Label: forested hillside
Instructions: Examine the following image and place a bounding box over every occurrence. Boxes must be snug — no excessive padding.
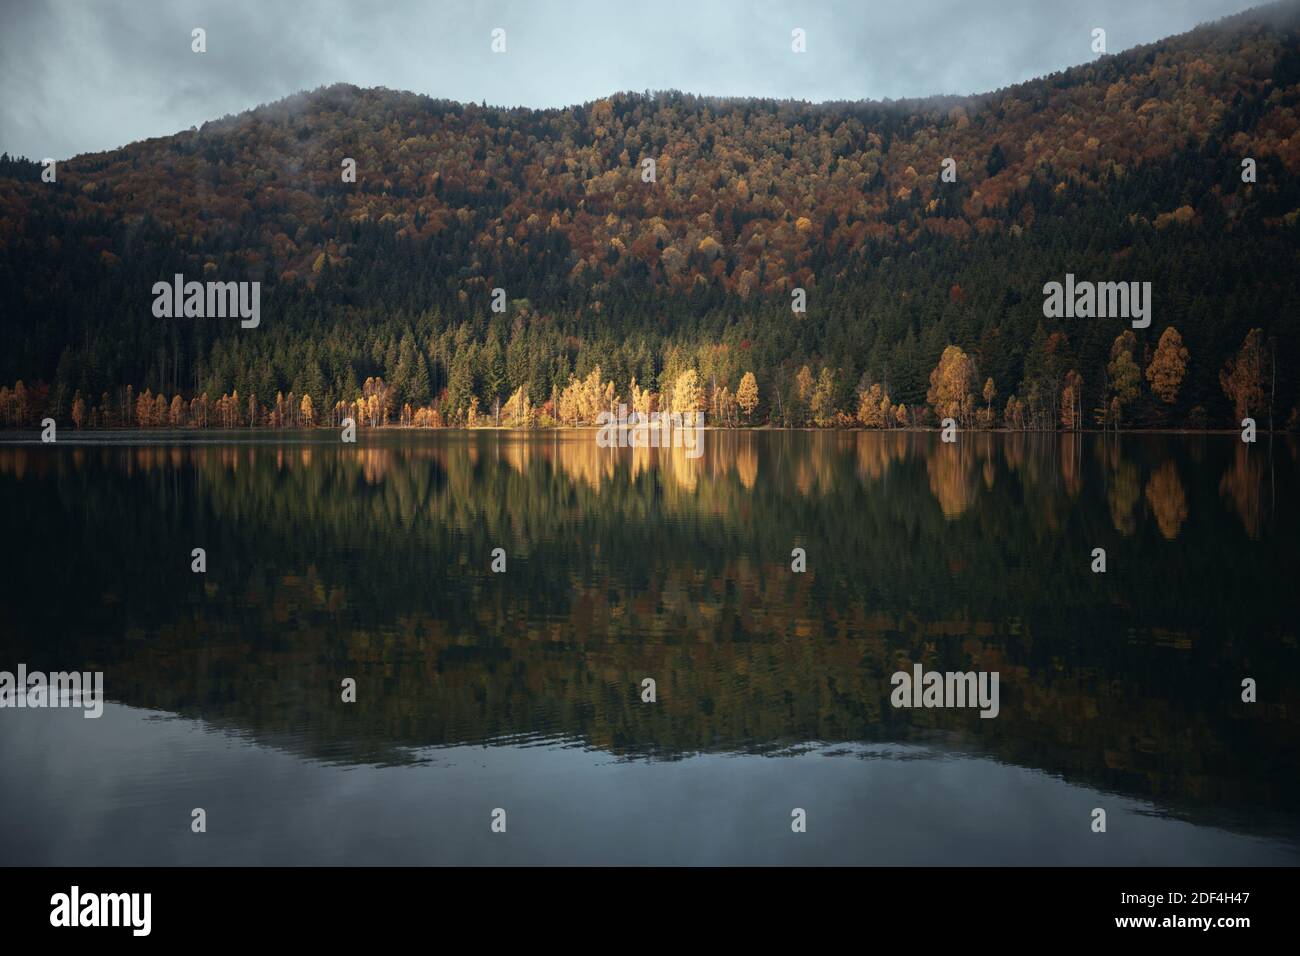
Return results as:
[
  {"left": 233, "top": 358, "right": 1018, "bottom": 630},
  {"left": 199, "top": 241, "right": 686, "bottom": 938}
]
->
[{"left": 2, "top": 2, "right": 1300, "bottom": 430}]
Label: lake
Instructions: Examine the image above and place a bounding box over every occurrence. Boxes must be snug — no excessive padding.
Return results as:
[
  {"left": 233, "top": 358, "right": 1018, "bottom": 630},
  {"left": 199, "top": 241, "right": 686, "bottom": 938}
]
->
[{"left": 1, "top": 429, "right": 1297, "bottom": 865}]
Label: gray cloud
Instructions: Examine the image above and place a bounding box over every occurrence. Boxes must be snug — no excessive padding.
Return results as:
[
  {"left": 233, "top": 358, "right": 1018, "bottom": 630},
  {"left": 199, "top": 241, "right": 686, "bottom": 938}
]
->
[{"left": 0, "top": 0, "right": 1265, "bottom": 160}]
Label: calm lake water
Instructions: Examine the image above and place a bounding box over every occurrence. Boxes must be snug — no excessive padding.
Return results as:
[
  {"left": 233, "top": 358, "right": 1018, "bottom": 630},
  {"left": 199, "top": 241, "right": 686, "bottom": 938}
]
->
[{"left": 1, "top": 429, "right": 1297, "bottom": 865}]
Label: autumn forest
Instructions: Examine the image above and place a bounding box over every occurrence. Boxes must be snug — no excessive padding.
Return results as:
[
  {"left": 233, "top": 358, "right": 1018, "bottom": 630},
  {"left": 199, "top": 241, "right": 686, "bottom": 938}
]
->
[{"left": 2, "top": 4, "right": 1300, "bottom": 433}]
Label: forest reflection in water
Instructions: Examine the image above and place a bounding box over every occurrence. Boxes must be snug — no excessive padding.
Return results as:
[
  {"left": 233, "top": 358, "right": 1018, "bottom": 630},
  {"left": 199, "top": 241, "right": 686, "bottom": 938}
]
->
[{"left": 0, "top": 429, "right": 1296, "bottom": 863}]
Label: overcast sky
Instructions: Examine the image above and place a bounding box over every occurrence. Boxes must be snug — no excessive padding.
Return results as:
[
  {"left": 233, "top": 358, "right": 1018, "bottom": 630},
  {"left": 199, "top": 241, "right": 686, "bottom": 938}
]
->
[{"left": 0, "top": 0, "right": 1265, "bottom": 160}]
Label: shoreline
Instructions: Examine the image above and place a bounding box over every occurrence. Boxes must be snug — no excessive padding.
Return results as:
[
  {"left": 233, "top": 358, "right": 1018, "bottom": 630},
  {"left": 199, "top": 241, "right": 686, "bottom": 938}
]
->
[{"left": 0, "top": 425, "right": 1286, "bottom": 437}]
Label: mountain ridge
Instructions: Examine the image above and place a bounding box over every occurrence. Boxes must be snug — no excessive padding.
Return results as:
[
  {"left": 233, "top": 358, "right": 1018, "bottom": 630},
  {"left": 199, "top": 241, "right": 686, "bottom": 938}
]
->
[{"left": 25, "top": 0, "right": 1300, "bottom": 162}]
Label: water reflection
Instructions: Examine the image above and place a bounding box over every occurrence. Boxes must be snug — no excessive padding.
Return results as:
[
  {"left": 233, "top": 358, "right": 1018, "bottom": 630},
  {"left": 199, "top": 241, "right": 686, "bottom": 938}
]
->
[{"left": 0, "top": 430, "right": 1297, "bottom": 862}]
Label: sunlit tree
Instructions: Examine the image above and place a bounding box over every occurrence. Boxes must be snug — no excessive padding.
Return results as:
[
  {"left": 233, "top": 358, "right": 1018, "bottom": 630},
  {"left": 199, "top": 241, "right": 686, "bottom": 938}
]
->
[
  {"left": 927, "top": 345, "right": 975, "bottom": 423},
  {"left": 811, "top": 367, "right": 837, "bottom": 426},
  {"left": 671, "top": 368, "right": 702, "bottom": 416},
  {"left": 736, "top": 371, "right": 759, "bottom": 423}
]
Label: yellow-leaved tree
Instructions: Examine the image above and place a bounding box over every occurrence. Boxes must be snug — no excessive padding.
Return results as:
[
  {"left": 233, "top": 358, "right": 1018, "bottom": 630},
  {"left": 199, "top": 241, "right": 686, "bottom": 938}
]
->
[
  {"left": 672, "top": 369, "right": 702, "bottom": 416},
  {"left": 736, "top": 371, "right": 759, "bottom": 423},
  {"left": 1146, "top": 326, "right": 1189, "bottom": 405},
  {"left": 926, "top": 345, "right": 976, "bottom": 424}
]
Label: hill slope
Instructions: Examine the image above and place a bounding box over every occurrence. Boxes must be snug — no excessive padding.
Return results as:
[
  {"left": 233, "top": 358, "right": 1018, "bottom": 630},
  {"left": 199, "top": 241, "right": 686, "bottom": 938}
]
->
[{"left": 2, "top": 2, "right": 1300, "bottom": 428}]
